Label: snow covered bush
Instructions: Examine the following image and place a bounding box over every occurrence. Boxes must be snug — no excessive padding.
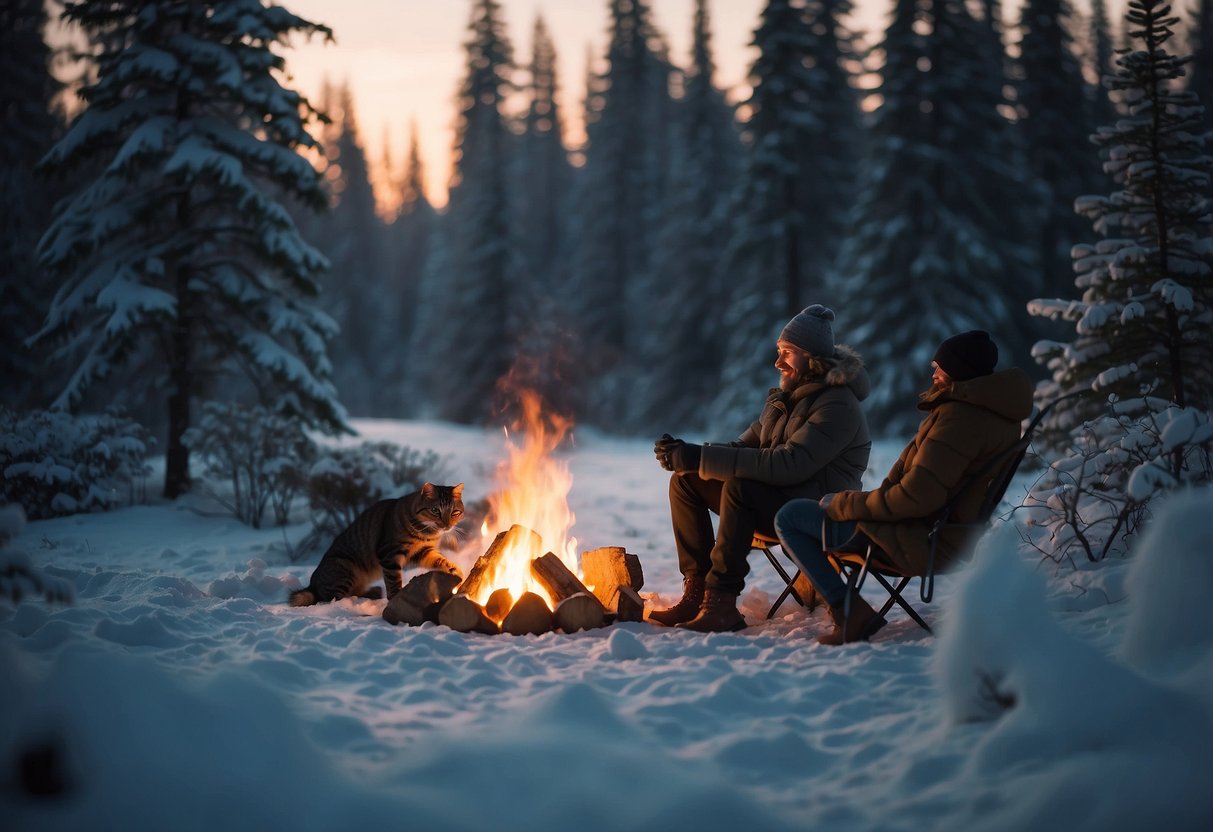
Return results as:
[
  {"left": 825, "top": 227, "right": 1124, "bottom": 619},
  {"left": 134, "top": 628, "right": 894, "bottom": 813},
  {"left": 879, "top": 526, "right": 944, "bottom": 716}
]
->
[
  {"left": 296, "top": 441, "right": 447, "bottom": 560},
  {"left": 1024, "top": 401, "right": 1213, "bottom": 561},
  {"left": 1025, "top": 0, "right": 1213, "bottom": 559},
  {"left": 0, "top": 406, "right": 152, "bottom": 519},
  {"left": 0, "top": 503, "right": 73, "bottom": 606},
  {"left": 183, "top": 402, "right": 316, "bottom": 529}
]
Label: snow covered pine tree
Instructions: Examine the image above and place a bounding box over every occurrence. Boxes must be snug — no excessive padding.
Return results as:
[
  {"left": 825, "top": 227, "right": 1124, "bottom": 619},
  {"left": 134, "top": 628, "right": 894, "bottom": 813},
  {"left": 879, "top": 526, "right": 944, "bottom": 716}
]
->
[
  {"left": 31, "top": 0, "right": 348, "bottom": 498},
  {"left": 1026, "top": 0, "right": 1213, "bottom": 561}
]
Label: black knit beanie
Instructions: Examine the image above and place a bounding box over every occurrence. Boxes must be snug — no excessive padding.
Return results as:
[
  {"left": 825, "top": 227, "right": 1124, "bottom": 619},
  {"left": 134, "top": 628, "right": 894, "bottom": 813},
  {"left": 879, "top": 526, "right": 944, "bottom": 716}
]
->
[
  {"left": 778, "top": 304, "right": 836, "bottom": 357},
  {"left": 933, "top": 330, "right": 998, "bottom": 381}
]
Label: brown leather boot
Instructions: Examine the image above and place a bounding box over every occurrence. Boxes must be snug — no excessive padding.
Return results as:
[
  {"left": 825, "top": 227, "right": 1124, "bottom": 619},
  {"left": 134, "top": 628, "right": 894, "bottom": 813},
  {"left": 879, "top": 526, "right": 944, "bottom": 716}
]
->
[
  {"left": 648, "top": 575, "right": 706, "bottom": 627},
  {"left": 677, "top": 588, "right": 746, "bottom": 633},
  {"left": 817, "top": 591, "right": 886, "bottom": 645}
]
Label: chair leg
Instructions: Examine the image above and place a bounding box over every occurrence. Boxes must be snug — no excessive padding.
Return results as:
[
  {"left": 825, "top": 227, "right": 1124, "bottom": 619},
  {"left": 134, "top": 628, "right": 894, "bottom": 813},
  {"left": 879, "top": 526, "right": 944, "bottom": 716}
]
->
[
  {"left": 870, "top": 573, "right": 932, "bottom": 633},
  {"left": 837, "top": 565, "right": 934, "bottom": 634},
  {"left": 761, "top": 546, "right": 806, "bottom": 619}
]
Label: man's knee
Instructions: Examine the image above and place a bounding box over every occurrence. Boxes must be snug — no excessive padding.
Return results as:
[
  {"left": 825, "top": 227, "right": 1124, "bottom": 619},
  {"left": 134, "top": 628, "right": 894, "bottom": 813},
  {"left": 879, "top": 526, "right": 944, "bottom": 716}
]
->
[
  {"left": 670, "top": 472, "right": 698, "bottom": 501},
  {"left": 719, "top": 477, "right": 753, "bottom": 504}
]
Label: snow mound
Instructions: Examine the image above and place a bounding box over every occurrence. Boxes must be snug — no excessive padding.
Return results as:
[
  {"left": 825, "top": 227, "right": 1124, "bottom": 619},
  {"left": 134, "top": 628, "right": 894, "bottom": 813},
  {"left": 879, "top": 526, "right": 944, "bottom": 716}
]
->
[
  {"left": 933, "top": 525, "right": 1213, "bottom": 830},
  {"left": 1121, "top": 486, "right": 1213, "bottom": 679},
  {"left": 208, "top": 558, "right": 302, "bottom": 601},
  {"left": 0, "top": 644, "right": 421, "bottom": 832}
]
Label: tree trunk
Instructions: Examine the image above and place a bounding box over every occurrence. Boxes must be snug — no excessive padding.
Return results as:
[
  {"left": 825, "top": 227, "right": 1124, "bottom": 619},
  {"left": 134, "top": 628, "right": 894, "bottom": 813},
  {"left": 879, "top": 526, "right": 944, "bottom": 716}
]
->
[
  {"left": 163, "top": 258, "right": 193, "bottom": 499},
  {"left": 783, "top": 171, "right": 800, "bottom": 318}
]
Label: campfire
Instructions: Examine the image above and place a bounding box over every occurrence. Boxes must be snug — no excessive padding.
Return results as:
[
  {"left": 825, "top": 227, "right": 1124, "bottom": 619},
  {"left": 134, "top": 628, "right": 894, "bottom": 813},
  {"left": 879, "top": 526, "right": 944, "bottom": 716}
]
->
[{"left": 383, "top": 389, "right": 644, "bottom": 635}]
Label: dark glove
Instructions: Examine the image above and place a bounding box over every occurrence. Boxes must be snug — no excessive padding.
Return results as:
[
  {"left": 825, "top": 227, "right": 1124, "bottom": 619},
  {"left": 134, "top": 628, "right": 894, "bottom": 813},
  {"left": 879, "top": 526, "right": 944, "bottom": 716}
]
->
[
  {"left": 654, "top": 433, "right": 679, "bottom": 470},
  {"left": 667, "top": 441, "right": 702, "bottom": 474}
]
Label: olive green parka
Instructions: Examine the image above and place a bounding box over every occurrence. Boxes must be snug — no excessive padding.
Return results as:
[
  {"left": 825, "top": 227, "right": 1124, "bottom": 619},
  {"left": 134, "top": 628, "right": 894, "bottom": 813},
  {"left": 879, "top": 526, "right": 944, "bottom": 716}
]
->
[{"left": 698, "top": 345, "right": 872, "bottom": 500}]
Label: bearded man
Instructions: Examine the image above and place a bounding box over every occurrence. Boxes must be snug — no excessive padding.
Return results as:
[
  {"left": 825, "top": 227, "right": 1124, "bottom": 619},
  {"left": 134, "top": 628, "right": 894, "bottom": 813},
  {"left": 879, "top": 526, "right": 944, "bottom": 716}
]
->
[
  {"left": 650, "top": 304, "right": 872, "bottom": 632},
  {"left": 774, "top": 330, "right": 1034, "bottom": 645}
]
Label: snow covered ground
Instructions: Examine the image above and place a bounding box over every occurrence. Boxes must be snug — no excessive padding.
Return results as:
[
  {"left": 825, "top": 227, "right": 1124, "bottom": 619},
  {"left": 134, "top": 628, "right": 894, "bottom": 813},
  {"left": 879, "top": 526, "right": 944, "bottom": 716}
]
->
[{"left": 2, "top": 418, "right": 1211, "bottom": 831}]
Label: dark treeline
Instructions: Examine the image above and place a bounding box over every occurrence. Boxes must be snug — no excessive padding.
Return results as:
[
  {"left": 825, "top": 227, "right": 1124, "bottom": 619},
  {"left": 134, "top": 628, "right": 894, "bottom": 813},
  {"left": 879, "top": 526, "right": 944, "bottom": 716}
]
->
[
  {"left": 295, "top": 0, "right": 1140, "bottom": 437},
  {"left": 305, "top": 0, "right": 1120, "bottom": 436},
  {"left": 4, "top": 0, "right": 1213, "bottom": 476}
]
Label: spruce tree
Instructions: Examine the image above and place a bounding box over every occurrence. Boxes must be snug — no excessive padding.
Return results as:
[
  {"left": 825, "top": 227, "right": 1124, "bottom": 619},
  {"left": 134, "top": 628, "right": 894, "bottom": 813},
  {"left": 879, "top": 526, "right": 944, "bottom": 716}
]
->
[
  {"left": 386, "top": 122, "right": 436, "bottom": 417},
  {"left": 416, "top": 0, "right": 517, "bottom": 423},
  {"left": 1015, "top": 0, "right": 1103, "bottom": 300},
  {"left": 1088, "top": 0, "right": 1119, "bottom": 127},
  {"left": 566, "top": 0, "right": 678, "bottom": 424},
  {"left": 0, "top": 0, "right": 63, "bottom": 409},
  {"left": 317, "top": 82, "right": 390, "bottom": 417},
  {"left": 832, "top": 0, "right": 1035, "bottom": 437},
  {"left": 711, "top": 0, "right": 863, "bottom": 432},
  {"left": 518, "top": 15, "right": 570, "bottom": 287},
  {"left": 1026, "top": 0, "right": 1213, "bottom": 558},
  {"left": 1188, "top": 0, "right": 1213, "bottom": 110},
  {"left": 636, "top": 0, "right": 740, "bottom": 433},
  {"left": 32, "top": 0, "right": 347, "bottom": 498}
]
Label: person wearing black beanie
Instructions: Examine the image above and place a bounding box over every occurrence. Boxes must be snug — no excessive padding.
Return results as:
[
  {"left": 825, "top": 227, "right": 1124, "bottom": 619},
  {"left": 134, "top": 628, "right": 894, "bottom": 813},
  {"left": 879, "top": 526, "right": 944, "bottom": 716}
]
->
[
  {"left": 774, "top": 331, "right": 1034, "bottom": 645},
  {"left": 932, "top": 330, "right": 998, "bottom": 382}
]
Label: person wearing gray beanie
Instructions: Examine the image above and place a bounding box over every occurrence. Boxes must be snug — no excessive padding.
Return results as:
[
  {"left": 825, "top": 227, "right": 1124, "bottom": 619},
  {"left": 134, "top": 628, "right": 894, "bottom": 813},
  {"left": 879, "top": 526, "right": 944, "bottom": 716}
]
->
[
  {"left": 773, "top": 330, "right": 1034, "bottom": 645},
  {"left": 649, "top": 304, "right": 872, "bottom": 632},
  {"left": 779, "top": 304, "right": 836, "bottom": 358}
]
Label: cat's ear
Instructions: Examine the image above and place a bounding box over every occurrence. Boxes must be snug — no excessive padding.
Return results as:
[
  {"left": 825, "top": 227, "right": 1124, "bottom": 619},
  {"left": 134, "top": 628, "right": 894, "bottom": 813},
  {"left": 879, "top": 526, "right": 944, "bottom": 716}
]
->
[
  {"left": 421, "top": 482, "right": 435, "bottom": 498},
  {"left": 453, "top": 483, "right": 464, "bottom": 499}
]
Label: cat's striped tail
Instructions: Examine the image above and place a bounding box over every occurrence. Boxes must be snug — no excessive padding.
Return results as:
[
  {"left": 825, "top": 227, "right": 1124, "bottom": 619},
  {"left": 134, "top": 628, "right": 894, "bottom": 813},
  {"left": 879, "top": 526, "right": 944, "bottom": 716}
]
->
[{"left": 288, "top": 588, "right": 316, "bottom": 606}]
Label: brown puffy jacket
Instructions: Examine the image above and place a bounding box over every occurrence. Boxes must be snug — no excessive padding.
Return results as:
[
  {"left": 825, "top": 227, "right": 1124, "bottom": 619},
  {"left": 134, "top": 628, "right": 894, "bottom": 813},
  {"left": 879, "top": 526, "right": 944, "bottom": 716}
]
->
[
  {"left": 826, "top": 367, "right": 1034, "bottom": 575},
  {"left": 698, "top": 345, "right": 872, "bottom": 500}
]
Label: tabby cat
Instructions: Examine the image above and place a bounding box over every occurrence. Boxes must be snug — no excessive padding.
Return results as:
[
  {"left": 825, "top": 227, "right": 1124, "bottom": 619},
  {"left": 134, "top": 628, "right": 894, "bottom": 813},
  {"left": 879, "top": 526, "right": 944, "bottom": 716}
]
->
[{"left": 289, "top": 483, "right": 465, "bottom": 607}]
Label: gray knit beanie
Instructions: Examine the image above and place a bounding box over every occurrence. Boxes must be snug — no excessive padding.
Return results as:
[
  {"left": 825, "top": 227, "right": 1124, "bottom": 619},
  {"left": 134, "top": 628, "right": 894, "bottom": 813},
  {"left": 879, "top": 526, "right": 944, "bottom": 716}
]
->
[{"left": 779, "top": 304, "right": 836, "bottom": 357}]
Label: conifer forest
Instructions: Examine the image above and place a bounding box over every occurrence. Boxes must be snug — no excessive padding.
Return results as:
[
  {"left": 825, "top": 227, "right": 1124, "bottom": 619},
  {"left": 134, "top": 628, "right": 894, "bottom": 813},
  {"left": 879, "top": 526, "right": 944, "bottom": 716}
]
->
[{"left": 2, "top": 0, "right": 1211, "bottom": 524}]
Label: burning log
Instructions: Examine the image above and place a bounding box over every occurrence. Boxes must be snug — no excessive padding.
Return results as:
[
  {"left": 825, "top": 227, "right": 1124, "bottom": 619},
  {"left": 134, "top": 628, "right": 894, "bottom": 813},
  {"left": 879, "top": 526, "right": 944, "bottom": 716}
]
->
[
  {"left": 580, "top": 547, "right": 644, "bottom": 608},
  {"left": 458, "top": 524, "right": 543, "bottom": 600},
  {"left": 531, "top": 552, "right": 594, "bottom": 603},
  {"left": 438, "top": 595, "right": 499, "bottom": 635},
  {"left": 485, "top": 588, "right": 514, "bottom": 623},
  {"left": 502, "top": 591, "right": 554, "bottom": 636},
  {"left": 531, "top": 552, "right": 605, "bottom": 631},
  {"left": 383, "top": 570, "right": 463, "bottom": 626},
  {"left": 554, "top": 592, "right": 605, "bottom": 633}
]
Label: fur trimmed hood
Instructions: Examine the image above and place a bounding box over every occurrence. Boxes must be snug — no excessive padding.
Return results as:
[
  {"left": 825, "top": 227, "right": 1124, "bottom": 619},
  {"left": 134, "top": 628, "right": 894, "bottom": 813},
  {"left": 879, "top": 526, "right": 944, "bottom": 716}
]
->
[{"left": 786, "top": 344, "right": 870, "bottom": 403}]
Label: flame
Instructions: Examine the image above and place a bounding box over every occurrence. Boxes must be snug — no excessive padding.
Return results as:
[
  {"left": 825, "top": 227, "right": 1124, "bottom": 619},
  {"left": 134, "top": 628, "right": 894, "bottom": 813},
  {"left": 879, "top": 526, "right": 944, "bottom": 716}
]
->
[{"left": 464, "top": 389, "right": 578, "bottom": 608}]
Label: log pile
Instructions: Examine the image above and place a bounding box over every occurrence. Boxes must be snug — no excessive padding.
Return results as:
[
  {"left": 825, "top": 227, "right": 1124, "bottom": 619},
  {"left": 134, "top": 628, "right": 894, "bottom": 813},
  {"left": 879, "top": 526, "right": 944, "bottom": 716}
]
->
[
  {"left": 381, "top": 527, "right": 646, "bottom": 637},
  {"left": 579, "top": 546, "right": 645, "bottom": 622}
]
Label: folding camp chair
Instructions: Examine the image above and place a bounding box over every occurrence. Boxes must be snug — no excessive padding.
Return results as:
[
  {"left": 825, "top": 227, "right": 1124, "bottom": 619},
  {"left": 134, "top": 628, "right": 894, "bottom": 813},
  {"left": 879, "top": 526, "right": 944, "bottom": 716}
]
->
[
  {"left": 752, "top": 532, "right": 816, "bottom": 619},
  {"left": 825, "top": 400, "right": 1062, "bottom": 633},
  {"left": 757, "top": 397, "right": 1065, "bottom": 631}
]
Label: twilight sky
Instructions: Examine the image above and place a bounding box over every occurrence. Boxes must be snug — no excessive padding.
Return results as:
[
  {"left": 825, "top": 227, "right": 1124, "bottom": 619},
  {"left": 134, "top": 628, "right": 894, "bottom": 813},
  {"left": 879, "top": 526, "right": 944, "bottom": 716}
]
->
[
  {"left": 277, "top": 0, "right": 1128, "bottom": 212},
  {"left": 280, "top": 0, "right": 806, "bottom": 210}
]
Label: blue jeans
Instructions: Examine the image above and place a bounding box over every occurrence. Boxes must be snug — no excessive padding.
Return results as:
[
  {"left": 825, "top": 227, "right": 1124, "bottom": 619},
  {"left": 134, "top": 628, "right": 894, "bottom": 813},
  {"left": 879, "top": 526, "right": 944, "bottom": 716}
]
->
[{"left": 773, "top": 499, "right": 872, "bottom": 609}]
